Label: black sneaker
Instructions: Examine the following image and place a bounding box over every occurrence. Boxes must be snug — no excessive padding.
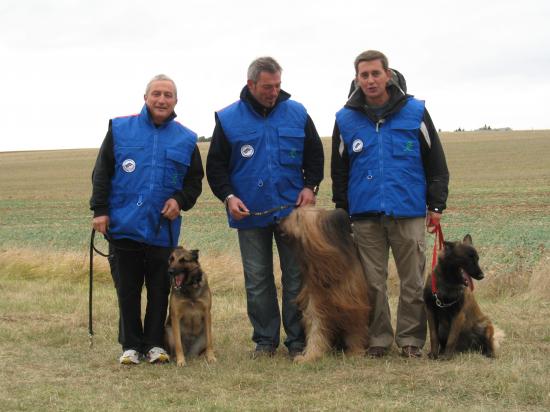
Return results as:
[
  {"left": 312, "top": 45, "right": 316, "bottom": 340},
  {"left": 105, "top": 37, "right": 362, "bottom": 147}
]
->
[
  {"left": 251, "top": 347, "right": 276, "bottom": 359},
  {"left": 288, "top": 348, "right": 304, "bottom": 360}
]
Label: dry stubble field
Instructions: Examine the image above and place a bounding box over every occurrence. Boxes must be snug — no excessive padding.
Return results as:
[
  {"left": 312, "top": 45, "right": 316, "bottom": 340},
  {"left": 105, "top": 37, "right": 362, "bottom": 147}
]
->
[{"left": 0, "top": 130, "right": 549, "bottom": 411}]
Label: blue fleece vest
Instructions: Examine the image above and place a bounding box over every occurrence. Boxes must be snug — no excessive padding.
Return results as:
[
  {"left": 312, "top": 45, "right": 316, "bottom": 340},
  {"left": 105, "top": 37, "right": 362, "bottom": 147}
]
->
[
  {"left": 108, "top": 104, "right": 197, "bottom": 246},
  {"left": 217, "top": 99, "right": 307, "bottom": 229},
  {"left": 336, "top": 97, "right": 427, "bottom": 217}
]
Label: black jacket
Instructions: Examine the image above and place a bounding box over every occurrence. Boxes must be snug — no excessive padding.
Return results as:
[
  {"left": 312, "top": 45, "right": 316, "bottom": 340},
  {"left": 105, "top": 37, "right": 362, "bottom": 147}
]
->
[
  {"left": 90, "top": 117, "right": 204, "bottom": 217},
  {"left": 206, "top": 86, "right": 324, "bottom": 202},
  {"left": 331, "top": 84, "right": 449, "bottom": 215}
]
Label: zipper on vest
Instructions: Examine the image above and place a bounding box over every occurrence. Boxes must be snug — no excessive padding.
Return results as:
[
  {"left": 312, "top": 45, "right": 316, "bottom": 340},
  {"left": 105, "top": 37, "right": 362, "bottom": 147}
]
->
[{"left": 377, "top": 119, "right": 385, "bottom": 210}]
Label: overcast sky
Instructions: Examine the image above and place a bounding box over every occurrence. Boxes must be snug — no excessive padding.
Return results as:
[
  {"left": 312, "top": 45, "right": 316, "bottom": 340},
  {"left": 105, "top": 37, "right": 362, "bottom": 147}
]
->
[{"left": 1, "top": 0, "right": 549, "bottom": 152}]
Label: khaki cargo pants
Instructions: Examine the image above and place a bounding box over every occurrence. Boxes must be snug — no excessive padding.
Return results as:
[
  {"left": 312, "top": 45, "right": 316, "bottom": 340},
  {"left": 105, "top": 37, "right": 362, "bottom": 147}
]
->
[{"left": 353, "top": 216, "right": 426, "bottom": 349}]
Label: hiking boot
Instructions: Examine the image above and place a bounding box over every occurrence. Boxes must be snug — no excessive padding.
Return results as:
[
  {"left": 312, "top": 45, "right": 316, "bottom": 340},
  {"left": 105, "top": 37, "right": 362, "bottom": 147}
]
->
[
  {"left": 401, "top": 346, "right": 422, "bottom": 358},
  {"left": 119, "top": 349, "right": 140, "bottom": 365},
  {"left": 367, "top": 346, "right": 387, "bottom": 358},
  {"left": 146, "top": 347, "right": 170, "bottom": 364}
]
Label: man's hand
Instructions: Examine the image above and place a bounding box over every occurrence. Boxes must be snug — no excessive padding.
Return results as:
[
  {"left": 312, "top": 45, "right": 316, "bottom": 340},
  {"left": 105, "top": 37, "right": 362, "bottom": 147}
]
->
[
  {"left": 426, "top": 211, "right": 442, "bottom": 233},
  {"left": 296, "top": 187, "right": 316, "bottom": 207},
  {"left": 227, "top": 195, "right": 250, "bottom": 220},
  {"left": 92, "top": 215, "right": 110, "bottom": 235},
  {"left": 161, "top": 198, "right": 181, "bottom": 221}
]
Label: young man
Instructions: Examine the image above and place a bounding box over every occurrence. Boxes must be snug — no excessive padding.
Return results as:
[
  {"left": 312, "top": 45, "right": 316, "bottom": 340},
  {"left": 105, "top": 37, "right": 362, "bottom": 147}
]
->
[
  {"left": 206, "top": 57, "right": 324, "bottom": 359},
  {"left": 332, "top": 50, "right": 449, "bottom": 358},
  {"left": 90, "top": 74, "right": 204, "bottom": 364}
]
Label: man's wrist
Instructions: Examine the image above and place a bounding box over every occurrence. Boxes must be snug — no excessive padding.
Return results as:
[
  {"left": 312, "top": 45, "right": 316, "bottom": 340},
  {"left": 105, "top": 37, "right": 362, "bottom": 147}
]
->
[
  {"left": 224, "top": 194, "right": 235, "bottom": 206},
  {"left": 305, "top": 185, "right": 319, "bottom": 195}
]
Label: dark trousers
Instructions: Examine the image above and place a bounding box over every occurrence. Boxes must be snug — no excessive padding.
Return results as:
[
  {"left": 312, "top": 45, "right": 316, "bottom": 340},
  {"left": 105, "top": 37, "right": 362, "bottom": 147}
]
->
[
  {"left": 237, "top": 225, "right": 305, "bottom": 352},
  {"left": 109, "top": 239, "right": 171, "bottom": 353}
]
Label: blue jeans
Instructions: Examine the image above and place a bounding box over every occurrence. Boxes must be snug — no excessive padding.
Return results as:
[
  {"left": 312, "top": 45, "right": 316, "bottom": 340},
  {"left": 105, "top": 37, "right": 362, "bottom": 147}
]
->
[{"left": 237, "top": 225, "right": 305, "bottom": 352}]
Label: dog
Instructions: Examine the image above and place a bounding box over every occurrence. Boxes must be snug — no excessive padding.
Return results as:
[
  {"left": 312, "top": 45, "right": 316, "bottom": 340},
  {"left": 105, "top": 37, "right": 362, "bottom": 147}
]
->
[
  {"left": 164, "top": 247, "right": 216, "bottom": 366},
  {"left": 279, "top": 206, "right": 370, "bottom": 363},
  {"left": 424, "top": 234, "right": 503, "bottom": 359}
]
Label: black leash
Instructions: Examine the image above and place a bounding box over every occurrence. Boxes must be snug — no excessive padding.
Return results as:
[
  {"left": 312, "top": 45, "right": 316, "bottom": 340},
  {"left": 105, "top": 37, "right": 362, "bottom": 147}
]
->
[
  {"left": 248, "top": 204, "right": 296, "bottom": 216},
  {"left": 88, "top": 216, "right": 176, "bottom": 348}
]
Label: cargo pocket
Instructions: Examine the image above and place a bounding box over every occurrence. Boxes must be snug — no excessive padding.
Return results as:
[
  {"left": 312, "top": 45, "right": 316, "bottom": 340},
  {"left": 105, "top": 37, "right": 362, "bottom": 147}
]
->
[
  {"left": 278, "top": 127, "right": 304, "bottom": 166},
  {"left": 163, "top": 149, "right": 189, "bottom": 189}
]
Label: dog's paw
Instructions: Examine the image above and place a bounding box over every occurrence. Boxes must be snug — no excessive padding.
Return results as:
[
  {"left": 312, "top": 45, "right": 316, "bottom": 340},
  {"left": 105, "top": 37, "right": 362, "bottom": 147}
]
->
[
  {"left": 176, "top": 358, "right": 186, "bottom": 367},
  {"left": 206, "top": 352, "right": 217, "bottom": 363},
  {"left": 439, "top": 353, "right": 453, "bottom": 361},
  {"left": 292, "top": 354, "right": 307, "bottom": 364},
  {"left": 428, "top": 352, "right": 438, "bottom": 360}
]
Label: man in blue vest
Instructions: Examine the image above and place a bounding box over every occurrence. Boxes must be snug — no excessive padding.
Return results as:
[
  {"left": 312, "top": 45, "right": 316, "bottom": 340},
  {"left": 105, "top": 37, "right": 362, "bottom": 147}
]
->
[
  {"left": 90, "top": 74, "right": 204, "bottom": 365},
  {"left": 206, "top": 57, "right": 324, "bottom": 359},
  {"left": 332, "top": 50, "right": 449, "bottom": 358}
]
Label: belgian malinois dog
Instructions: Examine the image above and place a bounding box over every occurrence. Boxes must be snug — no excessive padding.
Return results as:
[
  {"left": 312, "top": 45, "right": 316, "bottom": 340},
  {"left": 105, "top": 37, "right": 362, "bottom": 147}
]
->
[
  {"left": 424, "top": 234, "right": 503, "bottom": 359},
  {"left": 165, "top": 247, "right": 216, "bottom": 366}
]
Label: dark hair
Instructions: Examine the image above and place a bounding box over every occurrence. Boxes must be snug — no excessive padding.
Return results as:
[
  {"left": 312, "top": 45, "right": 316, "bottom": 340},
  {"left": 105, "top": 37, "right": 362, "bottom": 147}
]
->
[{"left": 354, "top": 50, "right": 389, "bottom": 74}]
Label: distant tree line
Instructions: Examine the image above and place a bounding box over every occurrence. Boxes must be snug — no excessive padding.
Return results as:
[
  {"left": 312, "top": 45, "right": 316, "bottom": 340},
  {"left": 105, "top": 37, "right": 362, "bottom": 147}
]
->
[{"left": 453, "top": 125, "right": 512, "bottom": 132}]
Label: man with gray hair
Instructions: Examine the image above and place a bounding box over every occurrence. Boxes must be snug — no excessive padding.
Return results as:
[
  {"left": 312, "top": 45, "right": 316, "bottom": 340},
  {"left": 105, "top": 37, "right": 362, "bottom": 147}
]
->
[
  {"left": 206, "top": 56, "right": 324, "bottom": 359},
  {"left": 332, "top": 50, "right": 449, "bottom": 358},
  {"left": 90, "top": 74, "right": 204, "bottom": 365}
]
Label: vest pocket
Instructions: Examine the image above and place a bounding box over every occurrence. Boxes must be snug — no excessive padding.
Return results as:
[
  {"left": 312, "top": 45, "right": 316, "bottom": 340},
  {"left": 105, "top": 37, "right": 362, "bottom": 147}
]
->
[
  {"left": 164, "top": 149, "right": 190, "bottom": 189},
  {"left": 390, "top": 125, "right": 420, "bottom": 158},
  {"left": 233, "top": 176, "right": 271, "bottom": 213},
  {"left": 278, "top": 127, "right": 304, "bottom": 166}
]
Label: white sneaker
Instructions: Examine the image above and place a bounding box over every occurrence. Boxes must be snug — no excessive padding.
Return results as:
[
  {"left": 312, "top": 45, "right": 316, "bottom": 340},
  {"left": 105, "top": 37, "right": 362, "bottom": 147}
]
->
[
  {"left": 146, "top": 347, "right": 169, "bottom": 364},
  {"left": 119, "top": 349, "right": 140, "bottom": 365}
]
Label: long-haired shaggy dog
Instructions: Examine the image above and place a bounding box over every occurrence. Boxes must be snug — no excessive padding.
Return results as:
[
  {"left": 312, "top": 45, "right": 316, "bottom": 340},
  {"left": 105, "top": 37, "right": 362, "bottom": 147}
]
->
[
  {"left": 424, "top": 234, "right": 504, "bottom": 360},
  {"left": 279, "top": 206, "right": 370, "bottom": 363}
]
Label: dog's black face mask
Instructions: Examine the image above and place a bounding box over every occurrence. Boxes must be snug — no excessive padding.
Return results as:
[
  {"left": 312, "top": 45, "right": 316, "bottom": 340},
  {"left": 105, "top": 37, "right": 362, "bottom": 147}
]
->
[
  {"left": 443, "top": 234, "right": 484, "bottom": 284},
  {"left": 167, "top": 248, "right": 202, "bottom": 291}
]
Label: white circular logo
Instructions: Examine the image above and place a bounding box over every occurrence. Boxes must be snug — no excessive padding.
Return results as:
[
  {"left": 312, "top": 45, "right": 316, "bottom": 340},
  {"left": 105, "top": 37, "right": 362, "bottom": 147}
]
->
[
  {"left": 241, "top": 144, "right": 254, "bottom": 158},
  {"left": 352, "top": 139, "right": 364, "bottom": 153},
  {"left": 122, "top": 159, "right": 136, "bottom": 173}
]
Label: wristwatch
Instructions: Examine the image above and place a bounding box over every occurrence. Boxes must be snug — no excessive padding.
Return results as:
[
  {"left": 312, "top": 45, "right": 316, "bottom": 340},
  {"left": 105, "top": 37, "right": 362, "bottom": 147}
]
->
[
  {"left": 305, "top": 185, "right": 319, "bottom": 195},
  {"left": 224, "top": 194, "right": 235, "bottom": 206}
]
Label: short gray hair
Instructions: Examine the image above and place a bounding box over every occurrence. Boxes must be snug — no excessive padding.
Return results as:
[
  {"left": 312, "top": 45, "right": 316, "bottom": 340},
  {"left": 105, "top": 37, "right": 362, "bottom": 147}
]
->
[
  {"left": 247, "top": 57, "right": 282, "bottom": 82},
  {"left": 145, "top": 74, "right": 177, "bottom": 98}
]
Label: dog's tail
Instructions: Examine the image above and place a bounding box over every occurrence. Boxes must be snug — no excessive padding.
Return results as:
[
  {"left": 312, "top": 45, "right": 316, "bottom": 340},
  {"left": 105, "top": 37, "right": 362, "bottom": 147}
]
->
[{"left": 493, "top": 325, "right": 505, "bottom": 352}]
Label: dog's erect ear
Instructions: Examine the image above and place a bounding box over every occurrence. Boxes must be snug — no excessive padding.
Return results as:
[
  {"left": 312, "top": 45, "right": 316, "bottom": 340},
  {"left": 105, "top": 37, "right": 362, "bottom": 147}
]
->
[
  {"left": 443, "top": 241, "right": 454, "bottom": 250},
  {"left": 463, "top": 234, "right": 473, "bottom": 245},
  {"left": 191, "top": 249, "right": 199, "bottom": 261}
]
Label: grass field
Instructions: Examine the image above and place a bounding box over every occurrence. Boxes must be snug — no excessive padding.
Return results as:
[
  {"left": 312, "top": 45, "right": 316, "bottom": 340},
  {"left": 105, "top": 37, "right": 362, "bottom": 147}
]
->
[{"left": 1, "top": 130, "right": 549, "bottom": 411}]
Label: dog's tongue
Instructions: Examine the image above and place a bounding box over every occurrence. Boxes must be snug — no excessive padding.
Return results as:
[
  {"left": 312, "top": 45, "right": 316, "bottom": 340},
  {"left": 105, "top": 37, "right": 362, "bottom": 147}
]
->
[
  {"left": 461, "top": 270, "right": 473, "bottom": 289},
  {"left": 175, "top": 274, "right": 185, "bottom": 287}
]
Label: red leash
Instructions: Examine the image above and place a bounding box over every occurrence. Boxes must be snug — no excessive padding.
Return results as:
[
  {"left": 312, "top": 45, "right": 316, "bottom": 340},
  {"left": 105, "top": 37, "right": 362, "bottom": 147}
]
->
[{"left": 430, "top": 223, "right": 445, "bottom": 294}]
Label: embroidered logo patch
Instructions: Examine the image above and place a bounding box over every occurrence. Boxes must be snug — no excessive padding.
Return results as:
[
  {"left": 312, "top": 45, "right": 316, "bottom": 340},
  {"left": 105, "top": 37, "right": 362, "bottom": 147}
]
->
[
  {"left": 352, "top": 139, "right": 363, "bottom": 153},
  {"left": 122, "top": 159, "right": 136, "bottom": 173},
  {"left": 241, "top": 144, "right": 254, "bottom": 158},
  {"left": 403, "top": 141, "right": 414, "bottom": 152}
]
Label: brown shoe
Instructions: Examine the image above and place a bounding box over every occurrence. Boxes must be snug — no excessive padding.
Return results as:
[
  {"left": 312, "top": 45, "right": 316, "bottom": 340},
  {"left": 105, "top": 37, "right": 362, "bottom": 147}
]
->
[
  {"left": 401, "top": 346, "right": 422, "bottom": 358},
  {"left": 367, "top": 346, "right": 387, "bottom": 358}
]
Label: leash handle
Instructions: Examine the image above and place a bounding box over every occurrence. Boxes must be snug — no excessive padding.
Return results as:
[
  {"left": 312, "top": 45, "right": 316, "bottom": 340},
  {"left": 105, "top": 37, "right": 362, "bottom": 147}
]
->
[{"left": 89, "top": 229, "right": 96, "bottom": 347}]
